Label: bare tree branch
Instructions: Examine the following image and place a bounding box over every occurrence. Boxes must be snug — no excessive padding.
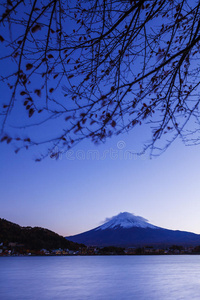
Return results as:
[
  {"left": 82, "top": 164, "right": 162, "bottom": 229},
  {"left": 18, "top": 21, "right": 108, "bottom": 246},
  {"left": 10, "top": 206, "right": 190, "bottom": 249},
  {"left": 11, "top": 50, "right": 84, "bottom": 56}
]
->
[{"left": 1, "top": 0, "right": 200, "bottom": 159}]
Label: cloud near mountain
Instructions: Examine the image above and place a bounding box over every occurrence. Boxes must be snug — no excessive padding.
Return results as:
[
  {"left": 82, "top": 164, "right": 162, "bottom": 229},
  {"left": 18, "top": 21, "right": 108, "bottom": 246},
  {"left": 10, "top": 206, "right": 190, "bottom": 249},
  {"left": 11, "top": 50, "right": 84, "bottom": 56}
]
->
[{"left": 66, "top": 212, "right": 200, "bottom": 247}]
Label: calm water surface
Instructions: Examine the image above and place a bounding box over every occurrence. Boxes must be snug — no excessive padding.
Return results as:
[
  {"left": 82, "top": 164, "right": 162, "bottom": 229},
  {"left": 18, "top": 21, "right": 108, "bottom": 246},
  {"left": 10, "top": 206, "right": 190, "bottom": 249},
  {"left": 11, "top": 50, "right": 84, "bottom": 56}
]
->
[{"left": 0, "top": 255, "right": 200, "bottom": 299}]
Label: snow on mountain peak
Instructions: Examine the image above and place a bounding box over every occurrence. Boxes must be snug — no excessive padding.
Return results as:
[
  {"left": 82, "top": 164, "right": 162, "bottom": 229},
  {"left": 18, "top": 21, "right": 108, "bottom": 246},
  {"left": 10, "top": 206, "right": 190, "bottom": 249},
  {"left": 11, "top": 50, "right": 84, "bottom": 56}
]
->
[{"left": 97, "top": 212, "right": 157, "bottom": 230}]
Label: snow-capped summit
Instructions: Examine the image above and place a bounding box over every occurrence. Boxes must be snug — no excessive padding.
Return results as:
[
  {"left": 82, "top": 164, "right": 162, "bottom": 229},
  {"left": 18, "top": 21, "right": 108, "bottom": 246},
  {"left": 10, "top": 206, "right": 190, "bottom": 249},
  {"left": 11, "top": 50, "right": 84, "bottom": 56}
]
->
[
  {"left": 66, "top": 212, "right": 200, "bottom": 247},
  {"left": 97, "top": 212, "right": 157, "bottom": 230}
]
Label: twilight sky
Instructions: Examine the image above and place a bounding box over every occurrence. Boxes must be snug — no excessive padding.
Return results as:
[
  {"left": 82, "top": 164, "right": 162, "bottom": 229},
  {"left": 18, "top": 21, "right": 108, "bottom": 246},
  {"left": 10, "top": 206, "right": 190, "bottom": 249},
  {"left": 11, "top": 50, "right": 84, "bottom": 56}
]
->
[
  {"left": 1, "top": 132, "right": 200, "bottom": 236},
  {"left": 1, "top": 1, "right": 200, "bottom": 237}
]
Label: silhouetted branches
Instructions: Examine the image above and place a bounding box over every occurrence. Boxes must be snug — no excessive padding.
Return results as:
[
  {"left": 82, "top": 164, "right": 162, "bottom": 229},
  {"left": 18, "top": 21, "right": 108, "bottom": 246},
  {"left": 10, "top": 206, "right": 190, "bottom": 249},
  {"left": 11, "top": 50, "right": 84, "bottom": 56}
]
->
[{"left": 1, "top": 0, "right": 200, "bottom": 159}]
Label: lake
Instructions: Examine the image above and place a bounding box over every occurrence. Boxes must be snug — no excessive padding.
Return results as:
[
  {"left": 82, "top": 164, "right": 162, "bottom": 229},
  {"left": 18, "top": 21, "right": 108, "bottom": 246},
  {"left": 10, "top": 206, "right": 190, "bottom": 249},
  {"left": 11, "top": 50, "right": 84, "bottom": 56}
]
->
[{"left": 0, "top": 255, "right": 200, "bottom": 299}]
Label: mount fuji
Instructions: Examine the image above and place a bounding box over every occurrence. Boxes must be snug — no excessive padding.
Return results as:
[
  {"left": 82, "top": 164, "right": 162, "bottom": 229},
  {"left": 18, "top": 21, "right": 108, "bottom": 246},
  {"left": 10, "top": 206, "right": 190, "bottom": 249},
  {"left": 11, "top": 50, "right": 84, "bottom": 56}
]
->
[{"left": 66, "top": 212, "right": 200, "bottom": 247}]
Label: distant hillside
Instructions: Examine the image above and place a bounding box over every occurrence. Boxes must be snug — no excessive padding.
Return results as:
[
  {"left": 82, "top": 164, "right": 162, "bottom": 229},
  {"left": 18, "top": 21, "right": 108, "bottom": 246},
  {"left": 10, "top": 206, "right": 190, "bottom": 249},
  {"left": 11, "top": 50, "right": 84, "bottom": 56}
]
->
[{"left": 0, "top": 218, "right": 83, "bottom": 250}]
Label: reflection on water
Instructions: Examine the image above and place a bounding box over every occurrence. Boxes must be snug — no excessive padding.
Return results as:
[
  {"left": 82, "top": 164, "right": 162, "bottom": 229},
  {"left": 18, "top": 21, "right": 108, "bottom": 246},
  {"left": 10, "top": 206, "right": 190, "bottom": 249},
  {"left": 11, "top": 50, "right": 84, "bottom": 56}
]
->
[{"left": 0, "top": 255, "right": 200, "bottom": 300}]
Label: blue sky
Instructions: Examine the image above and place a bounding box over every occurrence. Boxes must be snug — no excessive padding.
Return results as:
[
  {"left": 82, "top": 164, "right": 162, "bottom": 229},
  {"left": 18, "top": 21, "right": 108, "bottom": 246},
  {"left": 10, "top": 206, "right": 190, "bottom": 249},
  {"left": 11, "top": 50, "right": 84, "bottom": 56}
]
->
[
  {"left": 1, "top": 1, "right": 200, "bottom": 237},
  {"left": 1, "top": 132, "right": 200, "bottom": 236}
]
